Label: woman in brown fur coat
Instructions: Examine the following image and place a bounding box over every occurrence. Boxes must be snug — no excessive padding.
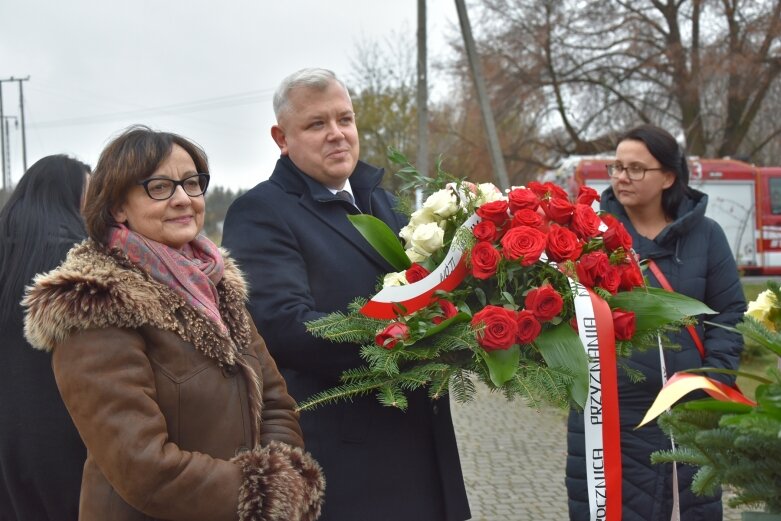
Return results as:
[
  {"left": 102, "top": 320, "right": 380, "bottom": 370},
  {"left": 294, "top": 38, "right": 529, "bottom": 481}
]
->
[{"left": 23, "top": 126, "right": 324, "bottom": 521}]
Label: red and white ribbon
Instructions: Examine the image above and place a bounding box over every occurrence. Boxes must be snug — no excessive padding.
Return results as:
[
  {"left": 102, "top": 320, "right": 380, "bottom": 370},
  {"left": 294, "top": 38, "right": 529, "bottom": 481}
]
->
[
  {"left": 571, "top": 281, "right": 622, "bottom": 521},
  {"left": 360, "top": 214, "right": 482, "bottom": 319}
]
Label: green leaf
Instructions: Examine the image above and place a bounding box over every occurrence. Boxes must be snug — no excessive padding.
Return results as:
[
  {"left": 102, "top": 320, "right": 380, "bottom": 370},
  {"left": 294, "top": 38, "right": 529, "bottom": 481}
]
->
[
  {"left": 501, "top": 291, "right": 516, "bottom": 307},
  {"left": 682, "top": 367, "right": 773, "bottom": 385},
  {"left": 680, "top": 398, "right": 754, "bottom": 414},
  {"left": 535, "top": 323, "right": 590, "bottom": 409},
  {"left": 608, "top": 287, "right": 715, "bottom": 333},
  {"left": 387, "top": 147, "right": 408, "bottom": 165},
  {"left": 420, "top": 312, "right": 472, "bottom": 339},
  {"left": 479, "top": 345, "right": 520, "bottom": 386},
  {"left": 475, "top": 287, "right": 487, "bottom": 308},
  {"left": 348, "top": 214, "right": 411, "bottom": 271}
]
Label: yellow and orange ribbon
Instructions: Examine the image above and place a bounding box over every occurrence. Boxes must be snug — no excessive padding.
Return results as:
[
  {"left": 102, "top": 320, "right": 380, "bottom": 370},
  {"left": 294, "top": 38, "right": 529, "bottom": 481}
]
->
[{"left": 638, "top": 372, "right": 756, "bottom": 428}]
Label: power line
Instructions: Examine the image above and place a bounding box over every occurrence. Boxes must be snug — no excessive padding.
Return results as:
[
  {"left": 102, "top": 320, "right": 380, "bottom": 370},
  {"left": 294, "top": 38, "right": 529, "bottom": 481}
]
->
[{"left": 31, "top": 89, "right": 274, "bottom": 129}]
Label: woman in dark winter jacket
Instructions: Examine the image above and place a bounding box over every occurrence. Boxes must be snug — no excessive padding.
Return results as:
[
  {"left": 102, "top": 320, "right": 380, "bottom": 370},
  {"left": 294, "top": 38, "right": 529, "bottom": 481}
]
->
[
  {"left": 0, "top": 155, "right": 90, "bottom": 521},
  {"left": 23, "top": 126, "right": 324, "bottom": 521},
  {"left": 566, "top": 124, "right": 746, "bottom": 521}
]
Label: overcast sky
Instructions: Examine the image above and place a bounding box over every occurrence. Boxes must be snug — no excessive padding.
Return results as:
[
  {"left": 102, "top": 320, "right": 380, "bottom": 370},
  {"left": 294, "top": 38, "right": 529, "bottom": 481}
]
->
[{"left": 0, "top": 0, "right": 460, "bottom": 190}]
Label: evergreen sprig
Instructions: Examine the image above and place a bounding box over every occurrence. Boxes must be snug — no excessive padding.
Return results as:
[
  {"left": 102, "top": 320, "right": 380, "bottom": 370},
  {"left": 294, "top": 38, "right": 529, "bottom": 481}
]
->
[
  {"left": 449, "top": 369, "right": 478, "bottom": 403},
  {"left": 738, "top": 316, "right": 781, "bottom": 358},
  {"left": 305, "top": 304, "right": 385, "bottom": 344},
  {"left": 301, "top": 296, "right": 580, "bottom": 411},
  {"left": 649, "top": 281, "right": 781, "bottom": 514}
]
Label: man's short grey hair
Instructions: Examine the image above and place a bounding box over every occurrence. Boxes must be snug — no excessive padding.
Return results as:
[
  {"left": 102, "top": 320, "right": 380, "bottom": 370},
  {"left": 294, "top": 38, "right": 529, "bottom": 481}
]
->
[{"left": 273, "top": 68, "right": 351, "bottom": 119}]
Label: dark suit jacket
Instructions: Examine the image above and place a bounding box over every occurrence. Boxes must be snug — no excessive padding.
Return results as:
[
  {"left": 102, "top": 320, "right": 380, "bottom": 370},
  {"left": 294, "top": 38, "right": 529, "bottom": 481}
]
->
[{"left": 222, "top": 156, "right": 471, "bottom": 521}]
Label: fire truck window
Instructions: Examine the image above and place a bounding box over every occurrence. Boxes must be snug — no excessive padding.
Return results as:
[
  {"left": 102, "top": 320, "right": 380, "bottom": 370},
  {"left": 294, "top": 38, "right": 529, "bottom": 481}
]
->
[{"left": 771, "top": 178, "right": 781, "bottom": 215}]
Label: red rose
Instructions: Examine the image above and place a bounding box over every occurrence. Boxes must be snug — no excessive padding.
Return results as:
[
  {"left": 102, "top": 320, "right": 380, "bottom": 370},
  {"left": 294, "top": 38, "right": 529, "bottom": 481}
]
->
[
  {"left": 473, "top": 220, "right": 498, "bottom": 242},
  {"left": 500, "top": 226, "right": 547, "bottom": 266},
  {"left": 471, "top": 241, "right": 501, "bottom": 279},
  {"left": 526, "top": 181, "right": 549, "bottom": 199},
  {"left": 576, "top": 251, "right": 610, "bottom": 288},
  {"left": 524, "top": 285, "right": 564, "bottom": 322},
  {"left": 599, "top": 265, "right": 622, "bottom": 294},
  {"left": 544, "top": 182, "right": 570, "bottom": 200},
  {"left": 576, "top": 186, "right": 601, "bottom": 206},
  {"left": 602, "top": 220, "right": 633, "bottom": 252},
  {"left": 516, "top": 309, "right": 542, "bottom": 344},
  {"left": 476, "top": 200, "right": 510, "bottom": 226},
  {"left": 600, "top": 212, "right": 619, "bottom": 227},
  {"left": 619, "top": 258, "right": 644, "bottom": 290},
  {"left": 570, "top": 204, "right": 602, "bottom": 239},
  {"left": 471, "top": 305, "right": 519, "bottom": 351},
  {"left": 527, "top": 181, "right": 569, "bottom": 201},
  {"left": 541, "top": 197, "right": 574, "bottom": 225},
  {"left": 375, "top": 322, "right": 410, "bottom": 349},
  {"left": 612, "top": 309, "right": 636, "bottom": 341},
  {"left": 433, "top": 299, "right": 459, "bottom": 325},
  {"left": 508, "top": 188, "right": 540, "bottom": 213},
  {"left": 405, "top": 263, "right": 430, "bottom": 283},
  {"left": 546, "top": 225, "right": 583, "bottom": 262},
  {"left": 511, "top": 208, "right": 544, "bottom": 229}
]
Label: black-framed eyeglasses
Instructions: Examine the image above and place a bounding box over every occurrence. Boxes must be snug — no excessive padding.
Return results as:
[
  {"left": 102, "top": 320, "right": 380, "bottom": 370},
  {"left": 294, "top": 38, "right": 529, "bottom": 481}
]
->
[
  {"left": 606, "top": 163, "right": 663, "bottom": 181},
  {"left": 137, "top": 173, "right": 210, "bottom": 200}
]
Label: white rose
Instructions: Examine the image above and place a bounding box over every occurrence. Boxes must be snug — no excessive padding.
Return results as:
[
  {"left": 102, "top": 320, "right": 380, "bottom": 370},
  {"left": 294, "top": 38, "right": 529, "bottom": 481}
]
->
[
  {"left": 475, "top": 182, "right": 505, "bottom": 205},
  {"left": 399, "top": 224, "right": 415, "bottom": 244},
  {"left": 410, "top": 222, "right": 445, "bottom": 255},
  {"left": 746, "top": 289, "right": 777, "bottom": 330},
  {"left": 383, "top": 271, "right": 408, "bottom": 288},
  {"left": 409, "top": 207, "right": 437, "bottom": 227},
  {"left": 423, "top": 189, "right": 459, "bottom": 219},
  {"left": 405, "top": 248, "right": 428, "bottom": 263}
]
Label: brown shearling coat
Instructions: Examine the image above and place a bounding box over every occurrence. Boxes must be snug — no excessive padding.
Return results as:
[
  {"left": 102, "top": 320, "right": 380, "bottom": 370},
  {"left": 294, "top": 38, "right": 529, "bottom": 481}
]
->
[{"left": 23, "top": 240, "right": 324, "bottom": 521}]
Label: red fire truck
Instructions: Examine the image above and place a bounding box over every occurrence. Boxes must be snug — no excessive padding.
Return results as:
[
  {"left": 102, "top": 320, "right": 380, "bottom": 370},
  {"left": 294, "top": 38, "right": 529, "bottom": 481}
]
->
[{"left": 571, "top": 157, "right": 781, "bottom": 275}]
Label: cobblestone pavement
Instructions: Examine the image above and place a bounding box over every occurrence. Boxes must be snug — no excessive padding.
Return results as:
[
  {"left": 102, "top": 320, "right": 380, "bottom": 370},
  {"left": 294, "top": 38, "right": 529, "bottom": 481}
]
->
[{"left": 450, "top": 382, "right": 741, "bottom": 521}]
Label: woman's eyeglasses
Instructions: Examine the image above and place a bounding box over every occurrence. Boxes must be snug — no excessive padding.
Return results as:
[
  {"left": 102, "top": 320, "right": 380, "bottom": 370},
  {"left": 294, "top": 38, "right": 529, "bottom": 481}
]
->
[
  {"left": 606, "top": 164, "right": 663, "bottom": 181},
  {"left": 138, "top": 173, "right": 210, "bottom": 200}
]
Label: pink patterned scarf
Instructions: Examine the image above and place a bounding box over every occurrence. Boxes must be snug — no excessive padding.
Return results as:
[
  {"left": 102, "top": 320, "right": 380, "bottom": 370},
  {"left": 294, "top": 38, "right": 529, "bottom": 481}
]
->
[{"left": 107, "top": 224, "right": 228, "bottom": 335}]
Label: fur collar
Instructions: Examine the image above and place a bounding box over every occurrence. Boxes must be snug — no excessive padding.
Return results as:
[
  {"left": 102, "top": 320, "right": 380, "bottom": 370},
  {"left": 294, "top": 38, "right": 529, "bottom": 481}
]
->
[{"left": 23, "top": 239, "right": 254, "bottom": 367}]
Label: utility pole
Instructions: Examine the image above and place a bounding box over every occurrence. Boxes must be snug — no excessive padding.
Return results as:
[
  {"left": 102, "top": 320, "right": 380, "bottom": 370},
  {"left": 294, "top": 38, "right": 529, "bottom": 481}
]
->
[
  {"left": 1, "top": 117, "right": 17, "bottom": 191},
  {"left": 17, "top": 77, "right": 29, "bottom": 172},
  {"left": 0, "top": 76, "right": 30, "bottom": 176},
  {"left": 0, "top": 81, "right": 5, "bottom": 191},
  {"left": 416, "top": 0, "right": 429, "bottom": 209},
  {"left": 454, "top": 0, "right": 510, "bottom": 190}
]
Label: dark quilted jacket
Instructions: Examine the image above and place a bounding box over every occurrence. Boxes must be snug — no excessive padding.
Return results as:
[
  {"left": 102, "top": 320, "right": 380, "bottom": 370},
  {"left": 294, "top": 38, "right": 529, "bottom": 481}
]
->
[{"left": 566, "top": 187, "right": 747, "bottom": 521}]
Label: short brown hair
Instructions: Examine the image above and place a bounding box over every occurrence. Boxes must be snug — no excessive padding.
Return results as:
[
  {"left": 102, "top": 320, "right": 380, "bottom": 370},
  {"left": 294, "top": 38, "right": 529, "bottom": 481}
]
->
[{"left": 83, "top": 125, "right": 209, "bottom": 244}]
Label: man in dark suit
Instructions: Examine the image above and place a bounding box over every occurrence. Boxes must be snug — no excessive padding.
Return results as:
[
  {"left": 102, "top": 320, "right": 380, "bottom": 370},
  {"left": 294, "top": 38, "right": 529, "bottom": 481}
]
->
[{"left": 222, "top": 68, "right": 471, "bottom": 521}]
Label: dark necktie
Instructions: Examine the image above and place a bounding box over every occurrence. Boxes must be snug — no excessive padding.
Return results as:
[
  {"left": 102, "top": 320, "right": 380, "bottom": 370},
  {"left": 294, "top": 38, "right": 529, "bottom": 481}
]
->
[{"left": 336, "top": 190, "right": 356, "bottom": 207}]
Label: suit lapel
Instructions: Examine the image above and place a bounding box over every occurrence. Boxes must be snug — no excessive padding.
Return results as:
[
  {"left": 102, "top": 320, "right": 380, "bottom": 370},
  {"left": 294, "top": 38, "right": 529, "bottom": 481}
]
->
[{"left": 271, "top": 157, "right": 400, "bottom": 273}]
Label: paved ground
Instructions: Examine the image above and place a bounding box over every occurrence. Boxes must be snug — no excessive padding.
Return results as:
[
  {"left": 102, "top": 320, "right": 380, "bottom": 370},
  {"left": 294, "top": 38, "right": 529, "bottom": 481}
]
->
[{"left": 450, "top": 382, "right": 742, "bottom": 521}]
